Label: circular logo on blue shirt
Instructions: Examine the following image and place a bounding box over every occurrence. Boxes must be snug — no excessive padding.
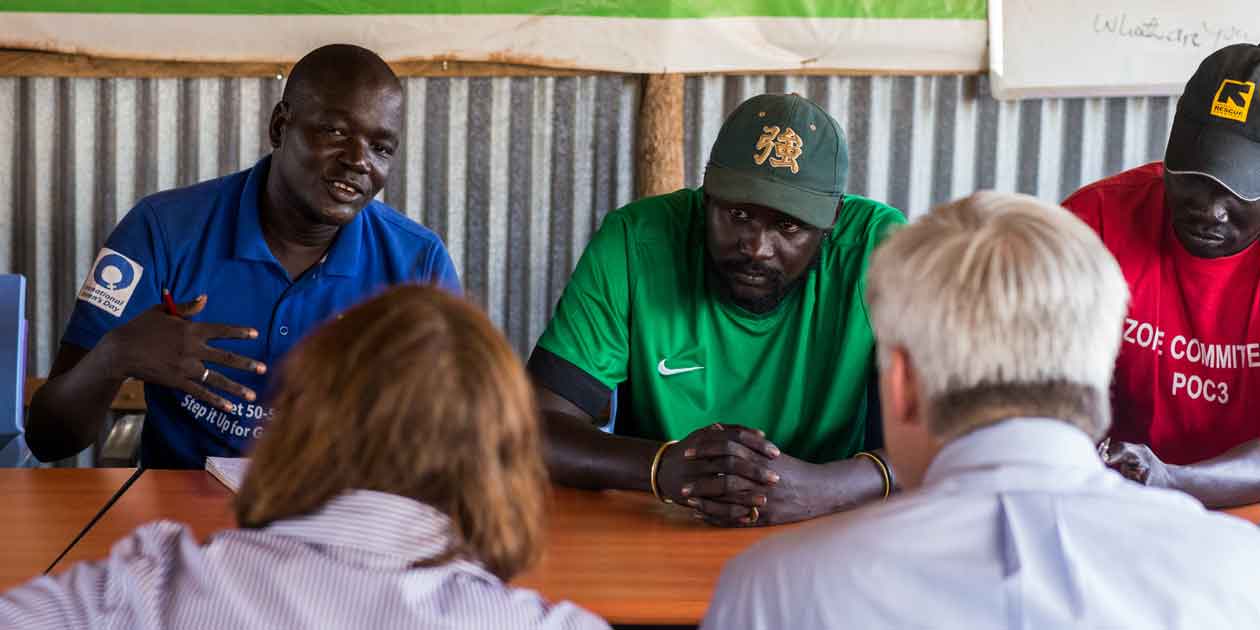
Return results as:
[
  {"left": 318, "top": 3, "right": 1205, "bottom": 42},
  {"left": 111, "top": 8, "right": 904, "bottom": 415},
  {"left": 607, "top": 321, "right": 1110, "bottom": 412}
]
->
[{"left": 94, "top": 253, "right": 135, "bottom": 291}]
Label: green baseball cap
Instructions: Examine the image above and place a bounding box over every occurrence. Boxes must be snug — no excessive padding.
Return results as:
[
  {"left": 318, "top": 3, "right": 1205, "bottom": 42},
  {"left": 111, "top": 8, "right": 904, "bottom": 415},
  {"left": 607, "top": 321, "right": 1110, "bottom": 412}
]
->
[{"left": 703, "top": 93, "right": 849, "bottom": 229}]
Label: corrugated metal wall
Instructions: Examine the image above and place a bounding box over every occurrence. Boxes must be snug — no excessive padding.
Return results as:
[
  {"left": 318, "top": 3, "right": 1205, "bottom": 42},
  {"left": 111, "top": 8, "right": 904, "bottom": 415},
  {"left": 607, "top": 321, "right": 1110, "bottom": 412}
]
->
[
  {"left": 0, "top": 75, "right": 640, "bottom": 374},
  {"left": 2, "top": 73, "right": 1177, "bottom": 376},
  {"left": 684, "top": 75, "right": 1178, "bottom": 211}
]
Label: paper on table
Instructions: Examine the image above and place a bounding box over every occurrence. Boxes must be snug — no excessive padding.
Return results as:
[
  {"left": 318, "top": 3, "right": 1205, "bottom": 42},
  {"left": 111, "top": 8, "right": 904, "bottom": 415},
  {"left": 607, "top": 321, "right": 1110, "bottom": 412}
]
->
[{"left": 205, "top": 456, "right": 250, "bottom": 493}]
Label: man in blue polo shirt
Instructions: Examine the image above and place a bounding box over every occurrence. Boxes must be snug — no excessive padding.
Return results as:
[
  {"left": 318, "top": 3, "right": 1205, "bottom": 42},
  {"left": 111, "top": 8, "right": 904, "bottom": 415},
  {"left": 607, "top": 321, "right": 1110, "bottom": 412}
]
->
[{"left": 26, "top": 44, "right": 459, "bottom": 469}]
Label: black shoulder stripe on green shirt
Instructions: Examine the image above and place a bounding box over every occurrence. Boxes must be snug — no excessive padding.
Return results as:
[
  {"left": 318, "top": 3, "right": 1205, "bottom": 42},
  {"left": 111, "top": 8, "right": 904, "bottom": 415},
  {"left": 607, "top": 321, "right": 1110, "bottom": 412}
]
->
[{"left": 527, "top": 346, "right": 612, "bottom": 420}]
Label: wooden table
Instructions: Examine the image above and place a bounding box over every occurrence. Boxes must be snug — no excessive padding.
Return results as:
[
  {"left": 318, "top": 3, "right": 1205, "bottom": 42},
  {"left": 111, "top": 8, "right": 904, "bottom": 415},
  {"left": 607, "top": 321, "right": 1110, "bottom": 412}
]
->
[
  {"left": 514, "top": 488, "right": 805, "bottom": 625},
  {"left": 1223, "top": 502, "right": 1260, "bottom": 523},
  {"left": 53, "top": 470, "right": 799, "bottom": 626},
  {"left": 55, "top": 470, "right": 236, "bottom": 568},
  {"left": 44, "top": 470, "right": 1260, "bottom": 627},
  {"left": 0, "top": 468, "right": 137, "bottom": 591}
]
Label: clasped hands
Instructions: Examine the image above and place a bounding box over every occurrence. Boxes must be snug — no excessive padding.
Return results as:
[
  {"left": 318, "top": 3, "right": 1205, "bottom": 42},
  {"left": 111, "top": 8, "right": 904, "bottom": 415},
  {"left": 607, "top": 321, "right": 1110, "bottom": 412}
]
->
[{"left": 654, "top": 423, "right": 821, "bottom": 527}]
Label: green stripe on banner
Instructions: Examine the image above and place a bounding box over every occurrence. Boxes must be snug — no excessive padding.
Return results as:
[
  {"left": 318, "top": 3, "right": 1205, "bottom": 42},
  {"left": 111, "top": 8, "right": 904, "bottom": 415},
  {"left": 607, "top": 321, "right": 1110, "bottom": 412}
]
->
[{"left": 0, "top": 0, "right": 985, "bottom": 19}]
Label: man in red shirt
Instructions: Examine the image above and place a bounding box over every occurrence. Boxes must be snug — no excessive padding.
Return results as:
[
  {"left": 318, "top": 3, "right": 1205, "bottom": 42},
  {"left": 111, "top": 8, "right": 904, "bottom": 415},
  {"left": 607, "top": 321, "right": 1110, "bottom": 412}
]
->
[{"left": 1062, "top": 43, "right": 1260, "bottom": 508}]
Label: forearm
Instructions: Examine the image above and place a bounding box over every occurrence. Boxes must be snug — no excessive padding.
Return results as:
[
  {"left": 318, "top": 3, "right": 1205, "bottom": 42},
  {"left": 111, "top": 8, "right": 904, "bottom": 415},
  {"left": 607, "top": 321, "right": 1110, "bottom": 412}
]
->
[
  {"left": 1169, "top": 439, "right": 1260, "bottom": 508},
  {"left": 542, "top": 412, "right": 662, "bottom": 491},
  {"left": 810, "top": 449, "right": 893, "bottom": 514},
  {"left": 26, "top": 341, "right": 127, "bottom": 462}
]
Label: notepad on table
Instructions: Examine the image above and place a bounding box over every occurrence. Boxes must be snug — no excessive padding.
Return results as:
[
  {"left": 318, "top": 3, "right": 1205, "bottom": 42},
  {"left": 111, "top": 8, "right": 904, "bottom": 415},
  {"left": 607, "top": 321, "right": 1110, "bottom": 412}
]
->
[{"left": 205, "top": 456, "right": 251, "bottom": 493}]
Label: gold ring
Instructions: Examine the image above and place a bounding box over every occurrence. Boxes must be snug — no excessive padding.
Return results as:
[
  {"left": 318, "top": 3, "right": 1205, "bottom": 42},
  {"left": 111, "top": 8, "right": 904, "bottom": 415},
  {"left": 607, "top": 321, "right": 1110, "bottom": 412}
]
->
[{"left": 748, "top": 506, "right": 759, "bottom": 524}]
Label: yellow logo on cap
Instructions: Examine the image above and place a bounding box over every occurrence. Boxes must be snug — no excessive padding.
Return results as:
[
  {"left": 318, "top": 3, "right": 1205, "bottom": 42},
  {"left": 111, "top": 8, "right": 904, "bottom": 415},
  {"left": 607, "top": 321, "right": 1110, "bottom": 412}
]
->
[
  {"left": 753, "top": 126, "right": 803, "bottom": 174},
  {"left": 1211, "top": 80, "right": 1255, "bottom": 123}
]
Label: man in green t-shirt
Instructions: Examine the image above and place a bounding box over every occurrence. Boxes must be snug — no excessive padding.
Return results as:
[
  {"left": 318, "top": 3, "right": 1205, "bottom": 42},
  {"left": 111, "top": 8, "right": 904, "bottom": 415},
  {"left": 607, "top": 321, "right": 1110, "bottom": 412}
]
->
[{"left": 528, "top": 93, "right": 906, "bottom": 526}]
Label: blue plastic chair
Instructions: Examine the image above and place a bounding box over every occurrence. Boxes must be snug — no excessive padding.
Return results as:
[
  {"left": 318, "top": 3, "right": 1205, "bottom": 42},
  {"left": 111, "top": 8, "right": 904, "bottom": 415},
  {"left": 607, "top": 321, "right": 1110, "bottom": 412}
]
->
[
  {"left": 0, "top": 275, "right": 30, "bottom": 466},
  {"left": 600, "top": 385, "right": 618, "bottom": 434}
]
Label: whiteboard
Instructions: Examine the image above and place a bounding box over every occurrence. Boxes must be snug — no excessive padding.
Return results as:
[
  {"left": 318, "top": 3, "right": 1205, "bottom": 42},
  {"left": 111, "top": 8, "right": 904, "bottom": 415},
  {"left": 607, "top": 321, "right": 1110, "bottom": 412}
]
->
[{"left": 990, "top": 0, "right": 1259, "bottom": 99}]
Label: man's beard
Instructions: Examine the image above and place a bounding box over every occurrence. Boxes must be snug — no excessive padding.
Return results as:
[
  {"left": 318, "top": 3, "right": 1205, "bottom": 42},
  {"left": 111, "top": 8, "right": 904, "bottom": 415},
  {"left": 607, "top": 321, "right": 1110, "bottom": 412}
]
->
[{"left": 705, "top": 250, "right": 820, "bottom": 314}]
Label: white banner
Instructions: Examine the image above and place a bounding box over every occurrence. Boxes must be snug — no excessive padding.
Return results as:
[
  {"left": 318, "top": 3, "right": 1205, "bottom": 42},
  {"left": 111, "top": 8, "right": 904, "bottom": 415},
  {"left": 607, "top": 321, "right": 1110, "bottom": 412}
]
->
[
  {"left": 990, "top": 0, "right": 1259, "bottom": 99},
  {"left": 0, "top": 13, "right": 986, "bottom": 74}
]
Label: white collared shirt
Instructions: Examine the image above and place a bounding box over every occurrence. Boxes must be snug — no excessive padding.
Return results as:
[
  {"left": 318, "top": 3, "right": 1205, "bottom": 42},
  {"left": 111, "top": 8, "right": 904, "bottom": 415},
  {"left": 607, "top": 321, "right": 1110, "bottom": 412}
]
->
[
  {"left": 703, "top": 418, "right": 1260, "bottom": 630},
  {"left": 0, "top": 490, "right": 609, "bottom": 630}
]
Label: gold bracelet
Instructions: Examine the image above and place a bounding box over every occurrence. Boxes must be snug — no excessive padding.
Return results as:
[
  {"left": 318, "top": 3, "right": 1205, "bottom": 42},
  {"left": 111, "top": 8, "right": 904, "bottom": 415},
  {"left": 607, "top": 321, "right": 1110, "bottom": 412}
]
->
[
  {"left": 650, "top": 440, "right": 680, "bottom": 503},
  {"left": 855, "top": 451, "right": 891, "bottom": 501}
]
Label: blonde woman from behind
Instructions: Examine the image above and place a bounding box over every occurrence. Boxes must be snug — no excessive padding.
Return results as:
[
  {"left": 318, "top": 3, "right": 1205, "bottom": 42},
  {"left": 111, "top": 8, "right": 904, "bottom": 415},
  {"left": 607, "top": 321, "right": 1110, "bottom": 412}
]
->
[{"left": 1, "top": 285, "right": 609, "bottom": 630}]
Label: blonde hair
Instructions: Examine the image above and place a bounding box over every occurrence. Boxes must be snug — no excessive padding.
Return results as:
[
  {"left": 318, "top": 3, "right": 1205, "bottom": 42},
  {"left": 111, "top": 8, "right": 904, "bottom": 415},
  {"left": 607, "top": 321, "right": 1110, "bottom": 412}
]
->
[
  {"left": 866, "top": 191, "right": 1129, "bottom": 440},
  {"left": 236, "top": 285, "right": 546, "bottom": 581}
]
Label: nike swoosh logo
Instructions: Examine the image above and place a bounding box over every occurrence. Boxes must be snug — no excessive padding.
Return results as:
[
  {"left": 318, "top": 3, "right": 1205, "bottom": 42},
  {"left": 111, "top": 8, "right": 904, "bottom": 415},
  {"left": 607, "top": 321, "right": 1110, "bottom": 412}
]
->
[{"left": 658, "top": 359, "right": 704, "bottom": 376}]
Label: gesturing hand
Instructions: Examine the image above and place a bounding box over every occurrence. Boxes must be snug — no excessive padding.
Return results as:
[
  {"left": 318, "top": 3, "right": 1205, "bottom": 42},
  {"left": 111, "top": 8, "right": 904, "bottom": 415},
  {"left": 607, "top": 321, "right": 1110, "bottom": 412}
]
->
[
  {"left": 655, "top": 423, "right": 782, "bottom": 523},
  {"left": 102, "top": 295, "right": 266, "bottom": 412},
  {"left": 1104, "top": 441, "right": 1174, "bottom": 489}
]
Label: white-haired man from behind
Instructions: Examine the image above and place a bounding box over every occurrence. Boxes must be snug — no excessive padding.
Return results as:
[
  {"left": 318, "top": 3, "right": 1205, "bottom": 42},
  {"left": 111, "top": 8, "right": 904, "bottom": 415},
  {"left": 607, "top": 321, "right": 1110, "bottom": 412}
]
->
[{"left": 702, "top": 192, "right": 1260, "bottom": 630}]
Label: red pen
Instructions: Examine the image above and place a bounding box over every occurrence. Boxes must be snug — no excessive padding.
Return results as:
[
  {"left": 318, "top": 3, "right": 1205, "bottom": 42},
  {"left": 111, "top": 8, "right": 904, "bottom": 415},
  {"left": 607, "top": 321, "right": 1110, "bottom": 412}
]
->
[{"left": 161, "top": 288, "right": 179, "bottom": 317}]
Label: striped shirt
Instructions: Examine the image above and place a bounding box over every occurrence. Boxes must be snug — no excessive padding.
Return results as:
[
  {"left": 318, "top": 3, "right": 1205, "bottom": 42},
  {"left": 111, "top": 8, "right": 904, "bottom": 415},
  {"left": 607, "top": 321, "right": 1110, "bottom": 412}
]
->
[{"left": 0, "top": 489, "right": 609, "bottom": 630}]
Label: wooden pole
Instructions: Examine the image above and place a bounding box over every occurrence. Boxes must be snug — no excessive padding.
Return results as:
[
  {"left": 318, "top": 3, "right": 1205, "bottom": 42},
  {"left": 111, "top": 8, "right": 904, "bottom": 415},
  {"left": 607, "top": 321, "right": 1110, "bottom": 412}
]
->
[{"left": 636, "top": 73, "right": 685, "bottom": 199}]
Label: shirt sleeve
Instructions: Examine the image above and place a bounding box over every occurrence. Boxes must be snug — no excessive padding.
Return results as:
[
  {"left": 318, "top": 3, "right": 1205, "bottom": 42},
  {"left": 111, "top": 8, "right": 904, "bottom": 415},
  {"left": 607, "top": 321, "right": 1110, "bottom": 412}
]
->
[
  {"left": 862, "top": 367, "right": 884, "bottom": 451},
  {"left": 856, "top": 203, "right": 904, "bottom": 447},
  {"left": 855, "top": 201, "right": 908, "bottom": 327},
  {"left": 418, "top": 241, "right": 462, "bottom": 296},
  {"left": 700, "top": 550, "right": 782, "bottom": 630},
  {"left": 1061, "top": 185, "right": 1105, "bottom": 235},
  {"left": 530, "top": 213, "right": 633, "bottom": 409},
  {"left": 62, "top": 201, "right": 167, "bottom": 351},
  {"left": 0, "top": 573, "right": 87, "bottom": 630},
  {"left": 0, "top": 521, "right": 188, "bottom": 630}
]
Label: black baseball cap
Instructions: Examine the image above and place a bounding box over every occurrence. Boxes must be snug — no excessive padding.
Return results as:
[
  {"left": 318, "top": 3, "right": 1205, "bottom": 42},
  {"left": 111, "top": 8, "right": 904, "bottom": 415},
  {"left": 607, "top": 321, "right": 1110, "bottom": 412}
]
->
[{"left": 1165, "top": 43, "right": 1260, "bottom": 202}]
